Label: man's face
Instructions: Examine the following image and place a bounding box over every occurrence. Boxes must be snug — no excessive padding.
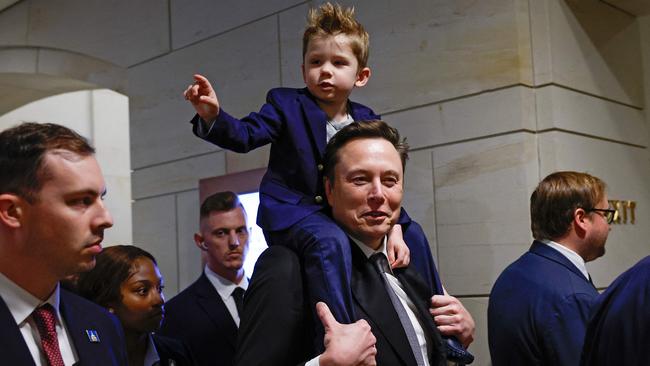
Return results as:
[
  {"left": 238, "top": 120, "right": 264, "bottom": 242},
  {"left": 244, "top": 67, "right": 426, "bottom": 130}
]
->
[
  {"left": 583, "top": 194, "right": 611, "bottom": 262},
  {"left": 302, "top": 33, "right": 369, "bottom": 107},
  {"left": 113, "top": 257, "right": 165, "bottom": 334},
  {"left": 22, "top": 152, "right": 114, "bottom": 278},
  {"left": 325, "top": 138, "right": 403, "bottom": 249},
  {"left": 195, "top": 207, "right": 249, "bottom": 280}
]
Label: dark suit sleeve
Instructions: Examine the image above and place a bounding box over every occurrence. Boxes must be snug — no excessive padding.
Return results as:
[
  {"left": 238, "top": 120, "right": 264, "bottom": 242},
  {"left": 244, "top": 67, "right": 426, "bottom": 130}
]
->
[
  {"left": 402, "top": 219, "right": 443, "bottom": 295},
  {"left": 235, "top": 246, "right": 314, "bottom": 366},
  {"left": 190, "top": 88, "right": 286, "bottom": 153},
  {"left": 581, "top": 257, "right": 650, "bottom": 366}
]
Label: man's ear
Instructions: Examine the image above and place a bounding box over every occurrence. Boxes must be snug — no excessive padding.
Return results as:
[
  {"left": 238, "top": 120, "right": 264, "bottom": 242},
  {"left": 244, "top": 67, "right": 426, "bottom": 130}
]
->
[
  {"left": 355, "top": 67, "right": 371, "bottom": 87},
  {"left": 194, "top": 233, "right": 207, "bottom": 251},
  {"left": 0, "top": 194, "right": 24, "bottom": 229},
  {"left": 573, "top": 207, "right": 589, "bottom": 237}
]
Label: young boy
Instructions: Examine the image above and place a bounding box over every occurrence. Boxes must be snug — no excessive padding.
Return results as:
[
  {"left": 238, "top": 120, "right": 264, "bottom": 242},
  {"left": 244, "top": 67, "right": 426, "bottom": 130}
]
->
[{"left": 184, "top": 2, "right": 439, "bottom": 347}]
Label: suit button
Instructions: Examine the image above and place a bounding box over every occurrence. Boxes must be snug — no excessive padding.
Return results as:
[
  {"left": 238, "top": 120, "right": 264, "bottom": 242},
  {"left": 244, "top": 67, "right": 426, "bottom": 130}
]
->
[
  {"left": 315, "top": 195, "right": 323, "bottom": 203},
  {"left": 317, "top": 164, "right": 324, "bottom": 171}
]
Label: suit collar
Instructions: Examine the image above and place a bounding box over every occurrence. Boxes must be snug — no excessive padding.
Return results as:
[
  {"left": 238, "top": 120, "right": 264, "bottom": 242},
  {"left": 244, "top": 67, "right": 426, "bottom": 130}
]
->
[
  {"left": 193, "top": 272, "right": 223, "bottom": 299},
  {"left": 530, "top": 240, "right": 592, "bottom": 284},
  {"left": 0, "top": 295, "right": 35, "bottom": 365},
  {"left": 192, "top": 273, "right": 238, "bottom": 348},
  {"left": 203, "top": 265, "right": 248, "bottom": 301},
  {"left": 59, "top": 289, "right": 110, "bottom": 364}
]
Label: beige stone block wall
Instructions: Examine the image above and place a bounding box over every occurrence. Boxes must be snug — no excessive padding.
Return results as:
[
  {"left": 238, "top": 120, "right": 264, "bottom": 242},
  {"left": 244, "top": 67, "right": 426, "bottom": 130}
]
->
[{"left": 1, "top": 1, "right": 649, "bottom": 364}]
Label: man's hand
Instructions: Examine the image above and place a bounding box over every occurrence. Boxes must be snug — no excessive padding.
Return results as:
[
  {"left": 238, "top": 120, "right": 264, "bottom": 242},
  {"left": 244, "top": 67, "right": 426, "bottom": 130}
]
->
[
  {"left": 183, "top": 74, "right": 220, "bottom": 122},
  {"left": 430, "top": 294, "right": 475, "bottom": 348},
  {"left": 317, "top": 302, "right": 377, "bottom": 366},
  {"left": 386, "top": 224, "right": 410, "bottom": 269}
]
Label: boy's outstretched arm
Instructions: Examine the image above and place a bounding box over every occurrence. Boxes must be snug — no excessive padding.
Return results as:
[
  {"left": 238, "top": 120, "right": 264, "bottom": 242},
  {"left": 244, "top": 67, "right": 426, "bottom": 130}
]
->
[
  {"left": 387, "top": 224, "right": 410, "bottom": 269},
  {"left": 184, "top": 74, "right": 220, "bottom": 123}
]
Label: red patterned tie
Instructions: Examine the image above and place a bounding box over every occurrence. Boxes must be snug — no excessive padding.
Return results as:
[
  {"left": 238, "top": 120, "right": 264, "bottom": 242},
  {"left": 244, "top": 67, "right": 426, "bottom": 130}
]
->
[{"left": 32, "top": 304, "right": 65, "bottom": 366}]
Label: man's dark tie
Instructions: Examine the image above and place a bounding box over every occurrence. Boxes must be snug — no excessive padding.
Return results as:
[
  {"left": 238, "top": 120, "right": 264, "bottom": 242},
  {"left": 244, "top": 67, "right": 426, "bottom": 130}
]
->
[
  {"left": 232, "top": 287, "right": 245, "bottom": 317},
  {"left": 32, "top": 304, "right": 65, "bottom": 366},
  {"left": 370, "top": 253, "right": 427, "bottom": 366}
]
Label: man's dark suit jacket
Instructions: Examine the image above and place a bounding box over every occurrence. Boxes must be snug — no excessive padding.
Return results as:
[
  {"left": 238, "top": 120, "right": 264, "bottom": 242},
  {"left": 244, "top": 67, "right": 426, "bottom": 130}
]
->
[
  {"left": 191, "top": 87, "right": 381, "bottom": 232},
  {"left": 236, "top": 244, "right": 447, "bottom": 366},
  {"left": 159, "top": 272, "right": 236, "bottom": 366},
  {"left": 581, "top": 255, "right": 650, "bottom": 366},
  {"left": 0, "top": 288, "right": 127, "bottom": 366},
  {"left": 488, "top": 241, "right": 598, "bottom": 366}
]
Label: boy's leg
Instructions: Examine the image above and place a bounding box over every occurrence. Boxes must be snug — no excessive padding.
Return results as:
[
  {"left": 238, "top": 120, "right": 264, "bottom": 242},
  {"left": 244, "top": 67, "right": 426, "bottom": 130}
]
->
[{"left": 266, "top": 212, "right": 355, "bottom": 352}]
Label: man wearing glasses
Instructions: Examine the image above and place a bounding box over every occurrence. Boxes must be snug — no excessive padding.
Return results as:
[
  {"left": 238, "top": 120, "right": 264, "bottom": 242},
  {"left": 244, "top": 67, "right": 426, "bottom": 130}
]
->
[{"left": 488, "top": 171, "right": 613, "bottom": 366}]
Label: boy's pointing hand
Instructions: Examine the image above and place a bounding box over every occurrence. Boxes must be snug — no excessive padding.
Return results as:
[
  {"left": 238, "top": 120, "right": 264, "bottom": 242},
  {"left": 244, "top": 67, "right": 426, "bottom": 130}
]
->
[{"left": 184, "top": 73, "right": 220, "bottom": 122}]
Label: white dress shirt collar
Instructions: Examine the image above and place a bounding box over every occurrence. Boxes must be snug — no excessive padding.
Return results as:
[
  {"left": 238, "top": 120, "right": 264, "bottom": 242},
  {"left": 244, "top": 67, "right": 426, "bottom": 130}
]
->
[
  {"left": 204, "top": 265, "right": 249, "bottom": 326},
  {"left": 0, "top": 272, "right": 77, "bottom": 365},
  {"left": 541, "top": 239, "right": 590, "bottom": 280},
  {"left": 0, "top": 272, "right": 52, "bottom": 326},
  {"left": 204, "top": 265, "right": 249, "bottom": 300},
  {"left": 349, "top": 235, "right": 388, "bottom": 259}
]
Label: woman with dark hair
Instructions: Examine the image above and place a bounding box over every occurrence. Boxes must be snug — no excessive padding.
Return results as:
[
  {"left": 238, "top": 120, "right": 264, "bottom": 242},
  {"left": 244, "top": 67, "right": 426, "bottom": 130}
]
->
[{"left": 77, "top": 245, "right": 194, "bottom": 366}]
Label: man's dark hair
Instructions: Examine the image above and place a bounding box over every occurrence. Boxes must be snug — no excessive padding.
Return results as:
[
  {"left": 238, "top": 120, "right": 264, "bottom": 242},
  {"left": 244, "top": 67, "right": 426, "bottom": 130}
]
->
[
  {"left": 0, "top": 122, "right": 94, "bottom": 202},
  {"left": 200, "top": 191, "right": 246, "bottom": 219},
  {"left": 323, "top": 120, "right": 409, "bottom": 183},
  {"left": 530, "top": 171, "right": 607, "bottom": 240},
  {"left": 76, "top": 245, "right": 157, "bottom": 308}
]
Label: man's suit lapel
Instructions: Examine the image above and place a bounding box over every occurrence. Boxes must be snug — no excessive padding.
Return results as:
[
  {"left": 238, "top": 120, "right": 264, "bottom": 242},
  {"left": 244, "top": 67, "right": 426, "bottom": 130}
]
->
[
  {"left": 530, "top": 241, "right": 593, "bottom": 287},
  {"left": 194, "top": 273, "right": 238, "bottom": 347},
  {"left": 0, "top": 296, "right": 36, "bottom": 366},
  {"left": 394, "top": 268, "right": 447, "bottom": 366},
  {"left": 350, "top": 243, "right": 417, "bottom": 366},
  {"left": 59, "top": 290, "right": 112, "bottom": 364}
]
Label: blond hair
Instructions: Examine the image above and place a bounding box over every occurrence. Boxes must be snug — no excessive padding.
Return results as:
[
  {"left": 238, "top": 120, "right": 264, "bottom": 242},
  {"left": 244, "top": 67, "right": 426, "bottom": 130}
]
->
[{"left": 302, "top": 2, "right": 369, "bottom": 69}]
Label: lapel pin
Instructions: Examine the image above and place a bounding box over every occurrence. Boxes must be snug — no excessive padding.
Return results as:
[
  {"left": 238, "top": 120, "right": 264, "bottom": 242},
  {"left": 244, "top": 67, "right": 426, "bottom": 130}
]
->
[{"left": 85, "top": 329, "right": 101, "bottom": 343}]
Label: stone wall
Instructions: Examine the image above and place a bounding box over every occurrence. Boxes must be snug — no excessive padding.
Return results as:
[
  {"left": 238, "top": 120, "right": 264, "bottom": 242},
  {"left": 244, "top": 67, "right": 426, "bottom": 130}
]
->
[{"left": 1, "top": 0, "right": 648, "bottom": 364}]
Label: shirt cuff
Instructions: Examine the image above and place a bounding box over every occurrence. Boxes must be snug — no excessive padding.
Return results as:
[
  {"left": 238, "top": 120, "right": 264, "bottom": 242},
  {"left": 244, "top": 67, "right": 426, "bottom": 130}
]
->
[{"left": 195, "top": 117, "right": 216, "bottom": 137}]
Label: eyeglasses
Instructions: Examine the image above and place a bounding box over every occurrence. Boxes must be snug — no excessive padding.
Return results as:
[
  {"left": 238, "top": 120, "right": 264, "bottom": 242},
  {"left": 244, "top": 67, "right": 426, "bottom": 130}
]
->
[{"left": 586, "top": 208, "right": 616, "bottom": 224}]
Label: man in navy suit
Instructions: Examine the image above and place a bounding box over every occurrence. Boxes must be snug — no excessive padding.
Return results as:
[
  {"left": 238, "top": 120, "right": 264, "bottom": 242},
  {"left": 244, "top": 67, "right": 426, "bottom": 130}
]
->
[
  {"left": 488, "top": 171, "right": 613, "bottom": 366},
  {"left": 160, "top": 191, "right": 250, "bottom": 366},
  {"left": 236, "top": 121, "right": 475, "bottom": 366},
  {"left": 0, "top": 123, "right": 126, "bottom": 365},
  {"left": 581, "top": 255, "right": 650, "bottom": 365}
]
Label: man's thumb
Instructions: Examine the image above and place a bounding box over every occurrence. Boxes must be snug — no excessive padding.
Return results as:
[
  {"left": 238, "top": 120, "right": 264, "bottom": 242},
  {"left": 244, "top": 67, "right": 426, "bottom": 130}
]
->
[{"left": 316, "top": 302, "right": 337, "bottom": 330}]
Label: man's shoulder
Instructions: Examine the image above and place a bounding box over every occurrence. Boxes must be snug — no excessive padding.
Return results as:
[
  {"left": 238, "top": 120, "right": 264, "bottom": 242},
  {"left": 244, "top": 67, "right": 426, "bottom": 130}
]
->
[
  {"left": 601, "top": 256, "right": 650, "bottom": 302},
  {"left": 61, "top": 289, "right": 112, "bottom": 317},
  {"left": 493, "top": 245, "right": 595, "bottom": 300},
  {"left": 164, "top": 277, "right": 206, "bottom": 310}
]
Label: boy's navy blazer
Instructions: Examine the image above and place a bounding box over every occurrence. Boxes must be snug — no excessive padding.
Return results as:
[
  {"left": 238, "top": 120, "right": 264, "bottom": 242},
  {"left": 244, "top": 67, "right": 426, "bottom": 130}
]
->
[
  {"left": 581, "top": 255, "right": 650, "bottom": 366},
  {"left": 0, "top": 288, "right": 127, "bottom": 366},
  {"left": 488, "top": 241, "right": 598, "bottom": 366},
  {"left": 191, "top": 87, "right": 397, "bottom": 232}
]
